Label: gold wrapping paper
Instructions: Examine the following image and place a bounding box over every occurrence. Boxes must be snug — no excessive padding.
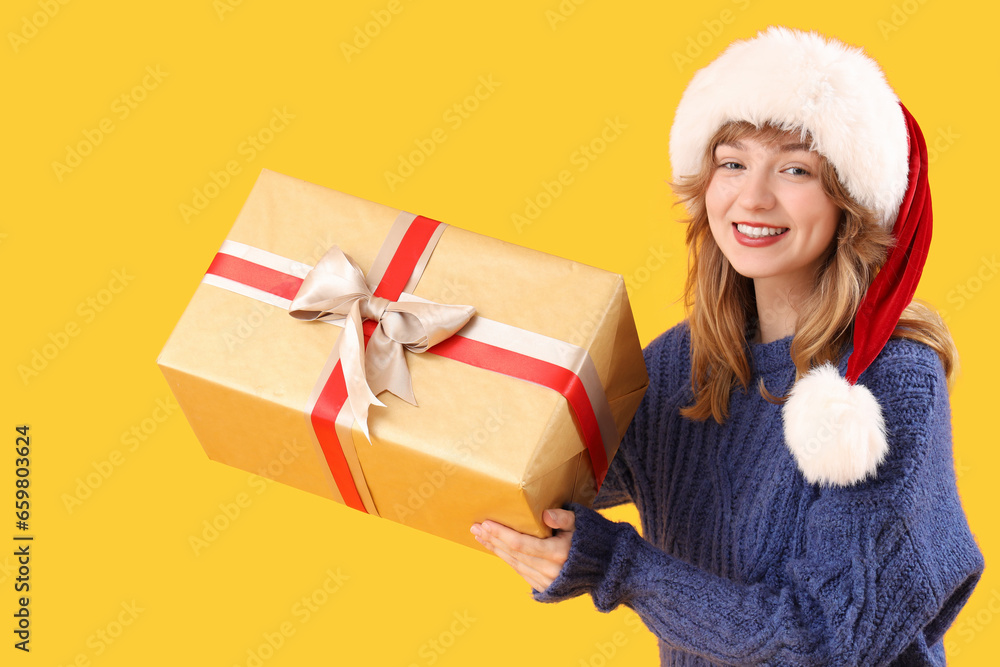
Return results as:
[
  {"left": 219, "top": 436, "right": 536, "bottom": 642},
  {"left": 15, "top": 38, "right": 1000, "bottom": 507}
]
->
[{"left": 157, "top": 169, "right": 649, "bottom": 551}]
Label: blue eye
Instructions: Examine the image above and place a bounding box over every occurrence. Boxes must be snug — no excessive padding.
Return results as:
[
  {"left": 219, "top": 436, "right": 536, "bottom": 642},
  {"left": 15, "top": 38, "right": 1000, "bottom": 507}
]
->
[
  {"left": 718, "top": 161, "right": 743, "bottom": 170},
  {"left": 785, "top": 166, "right": 810, "bottom": 176}
]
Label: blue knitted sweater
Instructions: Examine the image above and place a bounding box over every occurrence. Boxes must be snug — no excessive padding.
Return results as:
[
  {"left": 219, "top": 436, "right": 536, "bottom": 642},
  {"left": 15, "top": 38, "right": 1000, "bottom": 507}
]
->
[{"left": 534, "top": 322, "right": 984, "bottom": 666}]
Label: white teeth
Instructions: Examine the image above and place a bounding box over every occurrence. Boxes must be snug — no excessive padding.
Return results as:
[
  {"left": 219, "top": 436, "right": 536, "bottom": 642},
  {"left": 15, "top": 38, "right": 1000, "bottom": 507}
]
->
[{"left": 736, "top": 224, "right": 787, "bottom": 238}]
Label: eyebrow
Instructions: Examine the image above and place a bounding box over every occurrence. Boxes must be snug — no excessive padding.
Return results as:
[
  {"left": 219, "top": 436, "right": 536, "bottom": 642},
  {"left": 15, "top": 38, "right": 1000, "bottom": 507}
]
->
[{"left": 717, "top": 140, "right": 813, "bottom": 153}]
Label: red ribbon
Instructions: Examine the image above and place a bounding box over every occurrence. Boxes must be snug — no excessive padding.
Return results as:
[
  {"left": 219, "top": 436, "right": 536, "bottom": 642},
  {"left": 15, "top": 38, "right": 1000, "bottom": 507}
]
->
[
  {"left": 205, "top": 253, "right": 303, "bottom": 300},
  {"left": 308, "top": 216, "right": 445, "bottom": 512},
  {"left": 205, "top": 215, "right": 610, "bottom": 512}
]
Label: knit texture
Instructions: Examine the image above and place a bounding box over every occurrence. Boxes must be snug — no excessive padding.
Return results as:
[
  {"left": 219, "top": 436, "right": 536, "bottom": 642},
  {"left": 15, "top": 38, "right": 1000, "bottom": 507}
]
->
[{"left": 534, "top": 322, "right": 984, "bottom": 666}]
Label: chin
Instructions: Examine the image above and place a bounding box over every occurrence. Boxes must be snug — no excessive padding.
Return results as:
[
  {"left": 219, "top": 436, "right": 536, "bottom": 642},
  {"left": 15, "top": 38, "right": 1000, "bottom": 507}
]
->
[{"left": 725, "top": 261, "right": 774, "bottom": 281}]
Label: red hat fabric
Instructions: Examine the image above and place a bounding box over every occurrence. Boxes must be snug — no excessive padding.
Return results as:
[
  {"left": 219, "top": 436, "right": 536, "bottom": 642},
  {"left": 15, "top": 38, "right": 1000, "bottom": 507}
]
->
[{"left": 847, "top": 104, "right": 932, "bottom": 386}]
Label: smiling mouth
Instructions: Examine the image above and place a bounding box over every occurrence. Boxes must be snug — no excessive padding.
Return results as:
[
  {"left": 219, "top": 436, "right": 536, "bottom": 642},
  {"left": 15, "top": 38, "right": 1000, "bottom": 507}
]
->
[{"left": 734, "top": 223, "right": 789, "bottom": 238}]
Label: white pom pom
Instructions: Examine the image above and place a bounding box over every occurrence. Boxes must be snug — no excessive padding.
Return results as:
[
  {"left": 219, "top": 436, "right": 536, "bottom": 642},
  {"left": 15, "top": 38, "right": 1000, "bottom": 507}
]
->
[{"left": 782, "top": 363, "right": 888, "bottom": 486}]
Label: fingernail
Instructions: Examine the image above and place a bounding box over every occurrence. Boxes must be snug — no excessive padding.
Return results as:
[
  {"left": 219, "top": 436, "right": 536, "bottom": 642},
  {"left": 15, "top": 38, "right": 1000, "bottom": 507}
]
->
[{"left": 470, "top": 525, "right": 480, "bottom": 537}]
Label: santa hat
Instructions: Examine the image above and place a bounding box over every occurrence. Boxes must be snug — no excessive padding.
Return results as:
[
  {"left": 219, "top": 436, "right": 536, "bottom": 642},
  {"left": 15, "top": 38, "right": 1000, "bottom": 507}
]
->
[{"left": 669, "top": 27, "right": 933, "bottom": 486}]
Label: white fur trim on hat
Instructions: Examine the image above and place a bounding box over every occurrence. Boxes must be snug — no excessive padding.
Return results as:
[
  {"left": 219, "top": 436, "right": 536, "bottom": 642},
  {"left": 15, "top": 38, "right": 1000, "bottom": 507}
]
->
[
  {"left": 669, "top": 26, "right": 909, "bottom": 228},
  {"left": 782, "top": 363, "right": 888, "bottom": 486}
]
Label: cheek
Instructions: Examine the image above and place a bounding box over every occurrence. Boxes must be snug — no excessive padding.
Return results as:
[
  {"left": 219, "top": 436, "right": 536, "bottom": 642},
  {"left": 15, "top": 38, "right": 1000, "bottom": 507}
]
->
[
  {"left": 812, "top": 199, "right": 842, "bottom": 245},
  {"left": 788, "top": 188, "right": 840, "bottom": 242},
  {"left": 821, "top": 215, "right": 841, "bottom": 248},
  {"left": 705, "top": 178, "right": 729, "bottom": 224}
]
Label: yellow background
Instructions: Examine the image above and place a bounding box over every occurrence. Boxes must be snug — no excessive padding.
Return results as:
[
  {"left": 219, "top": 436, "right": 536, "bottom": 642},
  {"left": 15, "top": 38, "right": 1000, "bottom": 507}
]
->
[{"left": 4, "top": 0, "right": 998, "bottom": 664}]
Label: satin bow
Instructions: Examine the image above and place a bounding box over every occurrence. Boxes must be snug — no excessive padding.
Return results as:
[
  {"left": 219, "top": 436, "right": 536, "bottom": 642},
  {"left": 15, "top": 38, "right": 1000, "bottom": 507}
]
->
[{"left": 289, "top": 246, "right": 476, "bottom": 441}]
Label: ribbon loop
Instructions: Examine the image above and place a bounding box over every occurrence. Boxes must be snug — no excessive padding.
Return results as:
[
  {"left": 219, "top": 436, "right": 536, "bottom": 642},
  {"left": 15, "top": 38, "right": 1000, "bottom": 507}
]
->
[
  {"left": 289, "top": 245, "right": 476, "bottom": 441},
  {"left": 362, "top": 296, "right": 392, "bottom": 322}
]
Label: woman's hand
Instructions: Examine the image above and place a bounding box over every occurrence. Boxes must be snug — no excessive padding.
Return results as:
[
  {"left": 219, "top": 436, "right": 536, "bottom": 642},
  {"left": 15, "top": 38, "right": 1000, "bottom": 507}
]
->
[{"left": 470, "top": 508, "right": 576, "bottom": 592}]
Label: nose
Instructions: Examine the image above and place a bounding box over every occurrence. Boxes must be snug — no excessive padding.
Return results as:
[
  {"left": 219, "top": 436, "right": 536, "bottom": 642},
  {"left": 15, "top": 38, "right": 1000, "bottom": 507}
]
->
[{"left": 736, "top": 168, "right": 776, "bottom": 211}]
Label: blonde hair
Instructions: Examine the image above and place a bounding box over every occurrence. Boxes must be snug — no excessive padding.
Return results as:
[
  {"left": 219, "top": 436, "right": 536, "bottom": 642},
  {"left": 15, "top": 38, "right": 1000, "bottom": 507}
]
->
[{"left": 672, "top": 121, "right": 958, "bottom": 423}]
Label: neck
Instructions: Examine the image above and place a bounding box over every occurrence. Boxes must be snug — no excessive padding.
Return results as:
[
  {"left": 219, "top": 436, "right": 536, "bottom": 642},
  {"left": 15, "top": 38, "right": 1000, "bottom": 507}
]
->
[{"left": 753, "top": 276, "right": 810, "bottom": 344}]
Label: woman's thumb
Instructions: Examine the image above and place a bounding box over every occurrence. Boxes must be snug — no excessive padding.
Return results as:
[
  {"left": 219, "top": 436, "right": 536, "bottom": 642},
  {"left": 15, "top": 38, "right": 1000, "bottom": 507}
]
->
[{"left": 543, "top": 508, "right": 575, "bottom": 531}]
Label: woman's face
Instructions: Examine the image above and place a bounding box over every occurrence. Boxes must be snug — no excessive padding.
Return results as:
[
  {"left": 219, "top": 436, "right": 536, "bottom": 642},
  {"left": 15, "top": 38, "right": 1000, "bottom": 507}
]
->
[{"left": 705, "top": 133, "right": 841, "bottom": 291}]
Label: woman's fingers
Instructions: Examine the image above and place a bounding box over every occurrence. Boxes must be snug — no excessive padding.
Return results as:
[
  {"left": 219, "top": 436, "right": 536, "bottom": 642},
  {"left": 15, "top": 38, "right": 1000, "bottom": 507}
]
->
[
  {"left": 484, "top": 543, "right": 551, "bottom": 592},
  {"left": 542, "top": 508, "right": 576, "bottom": 532},
  {"left": 480, "top": 529, "right": 567, "bottom": 583},
  {"left": 471, "top": 512, "right": 575, "bottom": 591},
  {"left": 475, "top": 519, "right": 548, "bottom": 558},
  {"left": 478, "top": 535, "right": 557, "bottom": 592}
]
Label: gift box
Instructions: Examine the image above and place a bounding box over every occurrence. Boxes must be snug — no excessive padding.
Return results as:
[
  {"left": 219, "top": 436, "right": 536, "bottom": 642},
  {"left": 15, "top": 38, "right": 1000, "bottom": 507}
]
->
[{"left": 157, "top": 169, "right": 648, "bottom": 551}]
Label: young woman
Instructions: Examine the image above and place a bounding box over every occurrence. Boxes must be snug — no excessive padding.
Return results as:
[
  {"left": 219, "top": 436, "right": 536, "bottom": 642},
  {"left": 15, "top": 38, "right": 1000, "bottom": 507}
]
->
[{"left": 470, "top": 27, "right": 984, "bottom": 665}]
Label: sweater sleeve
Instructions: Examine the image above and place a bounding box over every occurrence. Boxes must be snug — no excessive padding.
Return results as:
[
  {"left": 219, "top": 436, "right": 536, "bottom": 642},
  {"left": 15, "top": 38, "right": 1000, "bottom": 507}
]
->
[{"left": 534, "top": 341, "right": 984, "bottom": 666}]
